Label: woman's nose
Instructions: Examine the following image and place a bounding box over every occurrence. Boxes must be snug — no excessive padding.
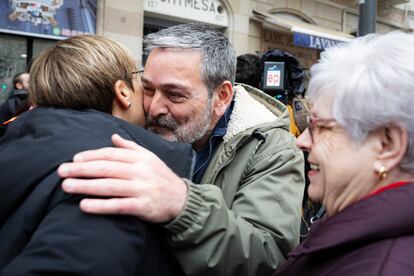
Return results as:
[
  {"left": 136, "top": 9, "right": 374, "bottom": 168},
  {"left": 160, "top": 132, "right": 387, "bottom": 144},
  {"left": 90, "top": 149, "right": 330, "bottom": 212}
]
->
[{"left": 296, "top": 128, "right": 312, "bottom": 152}]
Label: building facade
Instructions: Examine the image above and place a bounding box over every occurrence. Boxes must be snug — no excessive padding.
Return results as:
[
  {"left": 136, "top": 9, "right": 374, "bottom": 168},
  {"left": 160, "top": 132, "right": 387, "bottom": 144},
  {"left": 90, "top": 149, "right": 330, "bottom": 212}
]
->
[
  {"left": 0, "top": 0, "right": 413, "bottom": 102},
  {"left": 97, "top": 0, "right": 412, "bottom": 67}
]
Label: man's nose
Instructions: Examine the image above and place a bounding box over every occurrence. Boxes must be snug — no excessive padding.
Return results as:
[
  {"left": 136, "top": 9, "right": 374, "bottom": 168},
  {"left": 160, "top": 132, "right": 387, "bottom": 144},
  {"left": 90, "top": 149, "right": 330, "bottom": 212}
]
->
[
  {"left": 146, "top": 91, "right": 169, "bottom": 118},
  {"left": 296, "top": 128, "right": 312, "bottom": 152}
]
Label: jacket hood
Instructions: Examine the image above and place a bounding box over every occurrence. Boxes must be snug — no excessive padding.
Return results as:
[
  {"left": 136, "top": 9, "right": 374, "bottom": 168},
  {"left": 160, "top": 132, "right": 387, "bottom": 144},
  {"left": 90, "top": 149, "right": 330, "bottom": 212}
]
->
[{"left": 224, "top": 83, "right": 290, "bottom": 143}]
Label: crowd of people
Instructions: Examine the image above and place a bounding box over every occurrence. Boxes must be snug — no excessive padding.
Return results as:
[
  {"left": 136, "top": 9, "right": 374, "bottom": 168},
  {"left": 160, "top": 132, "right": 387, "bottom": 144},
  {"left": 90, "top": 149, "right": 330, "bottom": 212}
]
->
[{"left": 0, "top": 22, "right": 413, "bottom": 276}]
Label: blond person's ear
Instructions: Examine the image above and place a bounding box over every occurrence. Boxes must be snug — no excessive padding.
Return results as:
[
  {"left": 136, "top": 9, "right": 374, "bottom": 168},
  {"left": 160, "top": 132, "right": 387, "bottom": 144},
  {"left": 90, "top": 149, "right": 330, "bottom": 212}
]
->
[
  {"left": 114, "top": 80, "right": 132, "bottom": 109},
  {"left": 112, "top": 80, "right": 133, "bottom": 119}
]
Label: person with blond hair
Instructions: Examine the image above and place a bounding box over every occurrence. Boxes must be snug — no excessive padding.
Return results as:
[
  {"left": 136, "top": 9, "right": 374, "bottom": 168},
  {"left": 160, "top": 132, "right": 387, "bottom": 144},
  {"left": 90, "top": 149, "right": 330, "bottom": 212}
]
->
[{"left": 0, "top": 35, "right": 192, "bottom": 275}]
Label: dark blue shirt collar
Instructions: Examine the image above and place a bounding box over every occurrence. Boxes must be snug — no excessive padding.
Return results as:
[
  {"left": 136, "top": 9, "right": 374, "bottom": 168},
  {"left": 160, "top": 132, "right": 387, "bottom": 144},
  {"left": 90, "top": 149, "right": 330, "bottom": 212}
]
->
[
  {"left": 192, "top": 100, "right": 234, "bottom": 183},
  {"left": 211, "top": 101, "right": 232, "bottom": 137}
]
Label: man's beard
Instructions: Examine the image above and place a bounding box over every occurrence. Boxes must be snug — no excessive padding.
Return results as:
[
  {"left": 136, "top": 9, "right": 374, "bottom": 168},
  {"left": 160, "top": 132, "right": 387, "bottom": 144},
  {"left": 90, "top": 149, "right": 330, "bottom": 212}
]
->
[{"left": 146, "top": 98, "right": 212, "bottom": 144}]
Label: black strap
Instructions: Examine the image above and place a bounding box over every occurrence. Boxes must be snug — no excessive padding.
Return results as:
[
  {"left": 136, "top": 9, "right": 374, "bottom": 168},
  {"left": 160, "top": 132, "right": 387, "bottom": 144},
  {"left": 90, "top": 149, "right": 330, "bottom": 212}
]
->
[{"left": 310, "top": 206, "right": 326, "bottom": 224}]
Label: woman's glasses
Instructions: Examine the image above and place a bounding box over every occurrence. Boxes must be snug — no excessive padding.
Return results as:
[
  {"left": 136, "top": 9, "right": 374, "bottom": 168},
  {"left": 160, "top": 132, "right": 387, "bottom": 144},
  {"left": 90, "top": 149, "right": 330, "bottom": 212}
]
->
[
  {"left": 306, "top": 116, "right": 337, "bottom": 143},
  {"left": 131, "top": 69, "right": 144, "bottom": 80}
]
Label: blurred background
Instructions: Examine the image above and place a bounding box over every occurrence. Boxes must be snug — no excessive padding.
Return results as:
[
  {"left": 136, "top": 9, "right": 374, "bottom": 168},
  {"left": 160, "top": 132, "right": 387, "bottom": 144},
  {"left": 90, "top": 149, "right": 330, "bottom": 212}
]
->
[{"left": 1, "top": 0, "right": 413, "bottom": 104}]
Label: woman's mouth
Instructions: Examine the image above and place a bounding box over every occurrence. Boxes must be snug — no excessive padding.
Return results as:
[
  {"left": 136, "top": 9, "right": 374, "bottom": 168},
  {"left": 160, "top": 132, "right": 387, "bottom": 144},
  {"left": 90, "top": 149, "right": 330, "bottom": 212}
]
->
[
  {"left": 310, "top": 163, "right": 320, "bottom": 170},
  {"left": 308, "top": 163, "right": 320, "bottom": 177}
]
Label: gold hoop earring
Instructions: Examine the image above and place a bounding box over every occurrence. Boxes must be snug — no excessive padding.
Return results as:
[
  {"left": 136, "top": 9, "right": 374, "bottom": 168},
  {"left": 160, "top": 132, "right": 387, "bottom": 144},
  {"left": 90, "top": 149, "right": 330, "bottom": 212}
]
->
[{"left": 378, "top": 165, "right": 388, "bottom": 180}]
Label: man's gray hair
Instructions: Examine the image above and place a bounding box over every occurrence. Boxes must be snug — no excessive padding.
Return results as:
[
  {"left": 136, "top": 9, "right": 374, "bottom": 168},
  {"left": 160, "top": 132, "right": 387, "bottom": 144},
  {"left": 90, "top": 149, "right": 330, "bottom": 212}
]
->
[
  {"left": 308, "top": 31, "right": 414, "bottom": 172},
  {"left": 144, "top": 22, "right": 237, "bottom": 96}
]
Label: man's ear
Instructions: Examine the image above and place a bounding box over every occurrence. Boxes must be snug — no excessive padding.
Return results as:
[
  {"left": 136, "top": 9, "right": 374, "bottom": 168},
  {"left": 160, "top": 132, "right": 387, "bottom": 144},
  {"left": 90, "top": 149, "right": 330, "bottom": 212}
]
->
[
  {"left": 213, "top": 81, "right": 233, "bottom": 117},
  {"left": 374, "top": 125, "right": 408, "bottom": 172},
  {"left": 16, "top": 83, "right": 23, "bottom": 90},
  {"left": 113, "top": 80, "right": 131, "bottom": 110}
]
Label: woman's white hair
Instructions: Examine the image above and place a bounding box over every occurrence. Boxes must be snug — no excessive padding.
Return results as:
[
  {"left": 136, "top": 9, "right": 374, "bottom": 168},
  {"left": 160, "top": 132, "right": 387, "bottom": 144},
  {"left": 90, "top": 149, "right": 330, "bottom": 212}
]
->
[{"left": 308, "top": 31, "right": 414, "bottom": 172}]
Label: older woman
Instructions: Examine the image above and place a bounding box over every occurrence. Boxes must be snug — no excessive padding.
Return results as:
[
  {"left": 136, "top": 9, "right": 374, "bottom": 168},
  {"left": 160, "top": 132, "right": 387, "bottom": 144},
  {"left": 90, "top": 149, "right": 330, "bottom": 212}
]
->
[
  {"left": 0, "top": 36, "right": 192, "bottom": 275},
  {"left": 273, "top": 31, "right": 414, "bottom": 276}
]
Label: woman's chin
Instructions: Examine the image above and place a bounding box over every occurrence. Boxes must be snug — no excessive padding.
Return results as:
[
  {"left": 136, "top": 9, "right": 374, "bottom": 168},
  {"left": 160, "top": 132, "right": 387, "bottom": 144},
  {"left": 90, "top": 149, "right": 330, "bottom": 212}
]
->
[{"left": 307, "top": 182, "right": 324, "bottom": 203}]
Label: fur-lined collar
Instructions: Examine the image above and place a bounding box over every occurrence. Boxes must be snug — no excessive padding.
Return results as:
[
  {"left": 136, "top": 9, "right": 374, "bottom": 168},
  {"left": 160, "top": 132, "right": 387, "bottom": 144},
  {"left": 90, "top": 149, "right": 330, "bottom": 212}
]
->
[{"left": 223, "top": 84, "right": 287, "bottom": 142}]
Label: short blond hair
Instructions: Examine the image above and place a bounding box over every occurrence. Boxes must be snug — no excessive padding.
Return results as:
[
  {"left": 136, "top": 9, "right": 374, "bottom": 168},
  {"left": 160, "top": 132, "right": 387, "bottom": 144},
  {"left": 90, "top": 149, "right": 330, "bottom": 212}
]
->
[{"left": 29, "top": 35, "right": 136, "bottom": 113}]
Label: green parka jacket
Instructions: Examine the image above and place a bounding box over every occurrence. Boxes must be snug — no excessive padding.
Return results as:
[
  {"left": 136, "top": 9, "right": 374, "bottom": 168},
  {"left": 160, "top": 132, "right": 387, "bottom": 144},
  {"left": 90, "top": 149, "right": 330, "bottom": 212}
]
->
[{"left": 163, "top": 84, "right": 305, "bottom": 276}]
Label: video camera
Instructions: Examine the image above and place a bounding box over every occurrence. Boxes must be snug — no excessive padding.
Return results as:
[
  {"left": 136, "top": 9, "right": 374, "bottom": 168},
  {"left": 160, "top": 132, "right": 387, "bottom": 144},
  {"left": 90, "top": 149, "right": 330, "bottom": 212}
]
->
[
  {"left": 262, "top": 61, "right": 286, "bottom": 102},
  {"left": 259, "top": 49, "right": 304, "bottom": 105},
  {"left": 260, "top": 49, "right": 309, "bottom": 132}
]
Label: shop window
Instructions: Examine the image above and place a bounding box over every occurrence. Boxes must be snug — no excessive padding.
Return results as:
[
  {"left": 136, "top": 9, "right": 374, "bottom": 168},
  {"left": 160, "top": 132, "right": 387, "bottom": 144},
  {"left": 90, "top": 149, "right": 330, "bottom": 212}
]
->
[
  {"left": 142, "top": 16, "right": 182, "bottom": 65},
  {"left": 0, "top": 34, "right": 27, "bottom": 102},
  {"left": 0, "top": 34, "right": 55, "bottom": 104},
  {"left": 33, "top": 39, "right": 55, "bottom": 59}
]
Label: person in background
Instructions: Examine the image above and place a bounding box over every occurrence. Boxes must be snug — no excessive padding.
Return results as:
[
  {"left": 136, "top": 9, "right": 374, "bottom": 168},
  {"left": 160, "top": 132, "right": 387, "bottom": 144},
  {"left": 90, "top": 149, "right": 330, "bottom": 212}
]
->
[
  {"left": 0, "top": 72, "right": 30, "bottom": 136},
  {"left": 58, "top": 22, "right": 305, "bottom": 276},
  {"left": 13, "top": 72, "right": 29, "bottom": 90},
  {"left": 0, "top": 35, "right": 193, "bottom": 276},
  {"left": 0, "top": 72, "right": 30, "bottom": 123},
  {"left": 235, "top": 53, "right": 261, "bottom": 89},
  {"left": 274, "top": 31, "right": 414, "bottom": 276},
  {"left": 258, "top": 49, "right": 316, "bottom": 240}
]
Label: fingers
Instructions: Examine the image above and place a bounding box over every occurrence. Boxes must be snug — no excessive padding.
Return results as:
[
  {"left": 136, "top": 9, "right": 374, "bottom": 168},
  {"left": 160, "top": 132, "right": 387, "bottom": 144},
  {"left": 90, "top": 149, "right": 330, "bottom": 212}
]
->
[
  {"left": 62, "top": 178, "right": 139, "bottom": 197},
  {"left": 72, "top": 134, "right": 147, "bottom": 163},
  {"left": 72, "top": 147, "right": 138, "bottom": 163},
  {"left": 80, "top": 197, "right": 140, "bottom": 216},
  {"left": 79, "top": 197, "right": 170, "bottom": 223},
  {"left": 58, "top": 160, "right": 138, "bottom": 179}
]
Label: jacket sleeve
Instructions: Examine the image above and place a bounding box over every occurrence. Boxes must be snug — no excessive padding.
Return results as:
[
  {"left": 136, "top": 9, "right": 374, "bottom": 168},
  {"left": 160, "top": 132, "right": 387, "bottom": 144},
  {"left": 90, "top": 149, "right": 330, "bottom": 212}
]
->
[
  {"left": 163, "top": 135, "right": 305, "bottom": 276},
  {"left": 2, "top": 194, "right": 150, "bottom": 276}
]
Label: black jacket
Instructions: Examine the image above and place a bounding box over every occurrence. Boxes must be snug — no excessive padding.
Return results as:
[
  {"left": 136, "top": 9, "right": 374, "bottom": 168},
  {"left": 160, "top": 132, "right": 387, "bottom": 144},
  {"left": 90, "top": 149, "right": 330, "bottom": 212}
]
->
[
  {"left": 0, "top": 107, "right": 194, "bottom": 276},
  {"left": 0, "top": 89, "right": 28, "bottom": 123}
]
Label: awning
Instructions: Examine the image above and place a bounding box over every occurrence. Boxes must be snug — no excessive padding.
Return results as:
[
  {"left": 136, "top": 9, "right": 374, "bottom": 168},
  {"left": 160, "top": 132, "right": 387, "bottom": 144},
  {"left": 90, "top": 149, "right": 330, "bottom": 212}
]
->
[{"left": 252, "top": 9, "right": 354, "bottom": 50}]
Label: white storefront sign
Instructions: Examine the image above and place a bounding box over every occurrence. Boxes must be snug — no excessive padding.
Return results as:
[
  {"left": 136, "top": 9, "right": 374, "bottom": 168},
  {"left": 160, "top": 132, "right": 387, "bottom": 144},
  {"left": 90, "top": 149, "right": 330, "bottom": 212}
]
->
[{"left": 144, "top": 0, "right": 229, "bottom": 27}]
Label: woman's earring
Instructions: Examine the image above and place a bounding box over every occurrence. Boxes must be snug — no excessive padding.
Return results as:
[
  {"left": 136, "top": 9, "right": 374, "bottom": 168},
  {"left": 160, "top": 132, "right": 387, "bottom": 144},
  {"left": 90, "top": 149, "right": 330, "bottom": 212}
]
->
[
  {"left": 378, "top": 165, "right": 388, "bottom": 180},
  {"left": 128, "top": 101, "right": 131, "bottom": 109}
]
